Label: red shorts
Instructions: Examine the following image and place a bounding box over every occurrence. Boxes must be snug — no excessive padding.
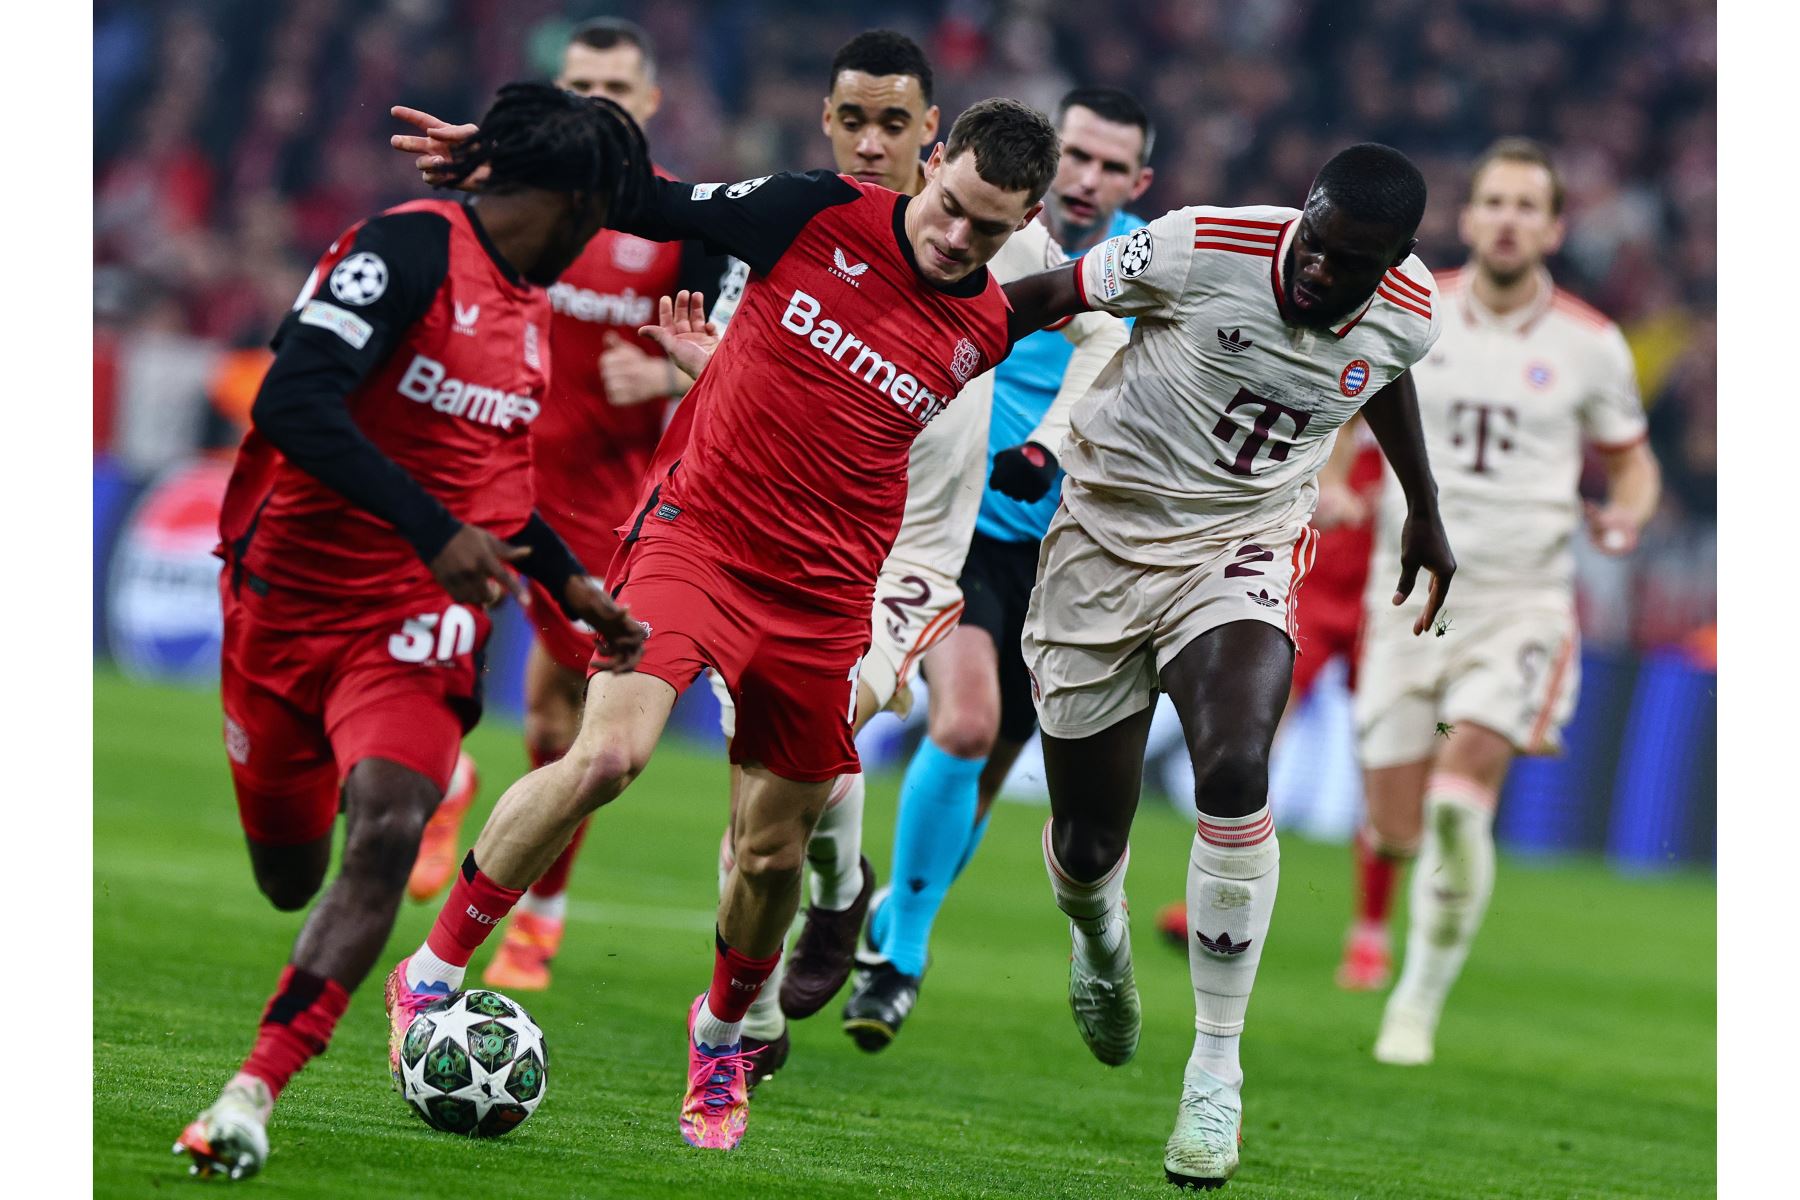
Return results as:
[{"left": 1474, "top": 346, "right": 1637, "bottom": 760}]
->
[
  {"left": 218, "top": 576, "right": 490, "bottom": 846},
  {"left": 1291, "top": 591, "right": 1363, "bottom": 699},
  {"left": 600, "top": 525, "right": 868, "bottom": 782},
  {"left": 525, "top": 578, "right": 597, "bottom": 674}
]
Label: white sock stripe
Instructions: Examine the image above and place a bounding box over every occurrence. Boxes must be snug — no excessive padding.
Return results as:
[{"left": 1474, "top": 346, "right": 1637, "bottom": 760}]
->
[{"left": 1426, "top": 773, "right": 1498, "bottom": 811}]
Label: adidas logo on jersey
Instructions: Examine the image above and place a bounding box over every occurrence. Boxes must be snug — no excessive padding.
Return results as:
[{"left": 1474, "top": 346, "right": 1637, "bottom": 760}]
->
[
  {"left": 548, "top": 282, "right": 654, "bottom": 327},
  {"left": 779, "top": 289, "right": 950, "bottom": 425},
  {"left": 398, "top": 354, "right": 541, "bottom": 430},
  {"left": 830, "top": 247, "right": 870, "bottom": 286},
  {"left": 1246, "top": 589, "right": 1281, "bottom": 608},
  {"left": 1216, "top": 328, "right": 1254, "bottom": 354}
]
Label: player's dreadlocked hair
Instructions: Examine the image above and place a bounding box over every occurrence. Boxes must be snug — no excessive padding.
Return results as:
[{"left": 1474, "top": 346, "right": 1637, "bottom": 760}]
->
[
  {"left": 1309, "top": 143, "right": 1428, "bottom": 240},
  {"left": 435, "top": 81, "right": 653, "bottom": 218}
]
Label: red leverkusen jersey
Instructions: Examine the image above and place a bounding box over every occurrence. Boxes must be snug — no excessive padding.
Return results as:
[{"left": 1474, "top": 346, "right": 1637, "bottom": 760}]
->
[
  {"left": 534, "top": 167, "right": 725, "bottom": 561},
  {"left": 612, "top": 172, "right": 1013, "bottom": 616},
  {"left": 219, "top": 198, "right": 550, "bottom": 627}
]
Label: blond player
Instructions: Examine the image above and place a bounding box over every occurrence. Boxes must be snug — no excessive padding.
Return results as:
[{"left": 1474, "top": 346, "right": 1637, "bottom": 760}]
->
[
  {"left": 1343, "top": 138, "right": 1661, "bottom": 1065},
  {"left": 704, "top": 205, "right": 1126, "bottom": 1076},
  {"left": 1003, "top": 143, "right": 1455, "bottom": 1188}
]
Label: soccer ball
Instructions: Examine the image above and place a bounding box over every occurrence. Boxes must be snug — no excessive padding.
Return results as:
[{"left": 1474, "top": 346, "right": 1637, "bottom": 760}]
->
[{"left": 398, "top": 989, "right": 548, "bottom": 1137}]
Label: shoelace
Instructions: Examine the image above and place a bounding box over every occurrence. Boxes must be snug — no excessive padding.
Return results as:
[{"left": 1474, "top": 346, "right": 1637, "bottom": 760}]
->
[
  {"left": 692, "top": 1044, "right": 763, "bottom": 1110},
  {"left": 1177, "top": 1084, "right": 1240, "bottom": 1145}
]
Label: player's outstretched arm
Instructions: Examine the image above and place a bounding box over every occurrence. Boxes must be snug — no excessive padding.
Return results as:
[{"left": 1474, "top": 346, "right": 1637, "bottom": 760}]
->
[
  {"left": 1002, "top": 262, "right": 1089, "bottom": 347},
  {"left": 1361, "top": 371, "right": 1455, "bottom": 635}
]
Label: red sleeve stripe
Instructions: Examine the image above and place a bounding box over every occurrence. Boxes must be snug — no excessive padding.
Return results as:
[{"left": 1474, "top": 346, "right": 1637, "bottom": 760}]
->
[
  {"left": 1192, "top": 215, "right": 1286, "bottom": 230},
  {"left": 1072, "top": 253, "right": 1092, "bottom": 309},
  {"left": 1195, "top": 241, "right": 1276, "bottom": 256},
  {"left": 1376, "top": 285, "right": 1432, "bottom": 320},
  {"left": 1194, "top": 226, "right": 1280, "bottom": 245},
  {"left": 1552, "top": 291, "right": 1611, "bottom": 330},
  {"left": 1383, "top": 268, "right": 1431, "bottom": 300},
  {"left": 1589, "top": 430, "right": 1649, "bottom": 453}
]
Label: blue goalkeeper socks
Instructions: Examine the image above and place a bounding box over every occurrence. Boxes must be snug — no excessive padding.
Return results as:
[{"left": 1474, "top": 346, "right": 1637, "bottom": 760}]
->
[
  {"left": 952, "top": 811, "right": 992, "bottom": 880},
  {"left": 875, "top": 736, "right": 986, "bottom": 976}
]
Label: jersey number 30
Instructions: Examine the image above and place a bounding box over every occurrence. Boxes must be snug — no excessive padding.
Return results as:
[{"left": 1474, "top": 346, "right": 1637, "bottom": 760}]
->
[{"left": 388, "top": 605, "right": 477, "bottom": 663}]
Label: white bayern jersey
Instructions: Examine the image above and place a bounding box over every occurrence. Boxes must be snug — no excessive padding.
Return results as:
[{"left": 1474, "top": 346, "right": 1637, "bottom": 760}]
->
[
  {"left": 1367, "top": 266, "right": 1647, "bottom": 600},
  {"left": 1068, "top": 205, "right": 1441, "bottom": 565},
  {"left": 710, "top": 221, "right": 1126, "bottom": 580}
]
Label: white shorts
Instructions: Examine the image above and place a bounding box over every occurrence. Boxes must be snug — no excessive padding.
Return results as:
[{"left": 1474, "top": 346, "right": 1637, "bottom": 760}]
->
[
  {"left": 1354, "top": 595, "right": 1579, "bottom": 768},
  {"left": 1022, "top": 505, "right": 1317, "bottom": 740},
  {"left": 710, "top": 561, "right": 963, "bottom": 737}
]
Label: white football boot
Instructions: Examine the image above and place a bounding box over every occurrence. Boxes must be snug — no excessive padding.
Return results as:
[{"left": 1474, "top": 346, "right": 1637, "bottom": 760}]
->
[{"left": 1163, "top": 1066, "right": 1242, "bottom": 1189}]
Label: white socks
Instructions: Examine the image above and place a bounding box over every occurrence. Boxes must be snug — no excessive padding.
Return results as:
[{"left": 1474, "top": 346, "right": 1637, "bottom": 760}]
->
[
  {"left": 517, "top": 889, "right": 567, "bottom": 922},
  {"left": 1042, "top": 820, "right": 1131, "bottom": 972},
  {"left": 719, "top": 826, "right": 787, "bottom": 1040},
  {"left": 807, "top": 772, "right": 866, "bottom": 911},
  {"left": 1387, "top": 775, "right": 1497, "bottom": 1026},
  {"left": 693, "top": 1001, "right": 742, "bottom": 1050},
  {"left": 1186, "top": 806, "right": 1281, "bottom": 1091},
  {"left": 406, "top": 943, "right": 465, "bottom": 993}
]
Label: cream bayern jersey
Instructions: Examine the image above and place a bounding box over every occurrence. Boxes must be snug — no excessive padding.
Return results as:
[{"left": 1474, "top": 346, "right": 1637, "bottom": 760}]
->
[
  {"left": 1367, "top": 267, "right": 1646, "bottom": 599},
  {"left": 712, "top": 220, "right": 1124, "bottom": 581},
  {"left": 1068, "top": 205, "right": 1442, "bottom": 563}
]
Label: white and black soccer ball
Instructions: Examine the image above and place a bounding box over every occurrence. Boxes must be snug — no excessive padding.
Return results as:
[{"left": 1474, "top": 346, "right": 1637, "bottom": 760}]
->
[{"left": 398, "top": 989, "right": 548, "bottom": 1138}]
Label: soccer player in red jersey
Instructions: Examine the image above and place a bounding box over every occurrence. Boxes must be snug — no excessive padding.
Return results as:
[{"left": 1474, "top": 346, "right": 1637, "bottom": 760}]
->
[
  {"left": 403, "top": 19, "right": 728, "bottom": 995},
  {"left": 385, "top": 97, "right": 1060, "bottom": 1150},
  {"left": 172, "top": 86, "right": 649, "bottom": 1181}
]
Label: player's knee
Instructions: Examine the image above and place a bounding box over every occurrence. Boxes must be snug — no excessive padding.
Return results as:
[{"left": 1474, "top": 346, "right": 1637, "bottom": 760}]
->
[
  {"left": 340, "top": 762, "right": 438, "bottom": 884},
  {"left": 568, "top": 740, "right": 648, "bottom": 812},
  {"left": 1190, "top": 745, "right": 1270, "bottom": 818},
  {"left": 254, "top": 868, "right": 323, "bottom": 912},
  {"left": 733, "top": 828, "right": 807, "bottom": 884},
  {"left": 930, "top": 710, "right": 999, "bottom": 761}
]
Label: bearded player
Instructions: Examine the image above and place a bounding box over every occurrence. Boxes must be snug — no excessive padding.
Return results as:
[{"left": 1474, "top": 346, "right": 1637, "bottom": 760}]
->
[
  {"left": 1003, "top": 143, "right": 1456, "bottom": 1187},
  {"left": 384, "top": 98, "right": 1062, "bottom": 1150},
  {"left": 404, "top": 17, "right": 727, "bottom": 996},
  {"left": 173, "top": 86, "right": 649, "bottom": 1181},
  {"left": 1346, "top": 138, "right": 1660, "bottom": 1064}
]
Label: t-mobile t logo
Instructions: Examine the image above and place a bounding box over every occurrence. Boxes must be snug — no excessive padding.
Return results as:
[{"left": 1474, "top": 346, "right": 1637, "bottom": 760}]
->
[
  {"left": 1449, "top": 402, "right": 1518, "bottom": 473},
  {"left": 1211, "top": 390, "right": 1313, "bottom": 477}
]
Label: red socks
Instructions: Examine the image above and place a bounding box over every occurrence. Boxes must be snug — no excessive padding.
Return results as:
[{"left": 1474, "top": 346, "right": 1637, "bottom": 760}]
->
[
  {"left": 240, "top": 965, "right": 350, "bottom": 1100},
  {"left": 530, "top": 818, "right": 590, "bottom": 899},
  {"left": 1354, "top": 827, "right": 1406, "bottom": 926},
  {"left": 706, "top": 931, "right": 780, "bottom": 1022},
  {"left": 427, "top": 852, "right": 525, "bottom": 967}
]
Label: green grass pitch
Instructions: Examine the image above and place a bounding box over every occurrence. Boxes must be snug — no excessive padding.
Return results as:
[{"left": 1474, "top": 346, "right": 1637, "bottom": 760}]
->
[{"left": 93, "top": 669, "right": 1714, "bottom": 1198}]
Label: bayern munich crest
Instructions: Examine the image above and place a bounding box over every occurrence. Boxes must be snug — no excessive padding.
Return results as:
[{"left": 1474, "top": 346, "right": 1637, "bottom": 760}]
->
[
  {"left": 950, "top": 338, "right": 981, "bottom": 386},
  {"left": 1339, "top": 359, "right": 1371, "bottom": 396},
  {"left": 1526, "top": 361, "right": 1555, "bottom": 390}
]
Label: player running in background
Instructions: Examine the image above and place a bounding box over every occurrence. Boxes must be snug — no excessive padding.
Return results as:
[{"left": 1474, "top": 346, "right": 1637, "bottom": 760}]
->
[
  {"left": 843, "top": 85, "right": 1154, "bottom": 1051},
  {"left": 173, "top": 85, "right": 650, "bottom": 1181},
  {"left": 1346, "top": 138, "right": 1660, "bottom": 1063},
  {"left": 384, "top": 98, "right": 1061, "bottom": 1150},
  {"left": 1004, "top": 144, "right": 1456, "bottom": 1188},
  {"left": 403, "top": 17, "right": 727, "bottom": 994}
]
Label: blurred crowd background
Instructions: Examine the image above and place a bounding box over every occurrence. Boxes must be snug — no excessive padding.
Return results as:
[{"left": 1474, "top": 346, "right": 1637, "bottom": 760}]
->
[
  {"left": 92, "top": 0, "right": 1716, "bottom": 864},
  {"left": 93, "top": 0, "right": 1715, "bottom": 657}
]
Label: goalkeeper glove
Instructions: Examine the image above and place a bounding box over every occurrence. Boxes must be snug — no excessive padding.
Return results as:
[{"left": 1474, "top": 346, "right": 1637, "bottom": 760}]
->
[{"left": 988, "top": 442, "right": 1059, "bottom": 502}]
